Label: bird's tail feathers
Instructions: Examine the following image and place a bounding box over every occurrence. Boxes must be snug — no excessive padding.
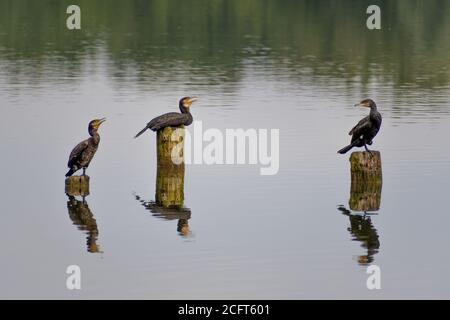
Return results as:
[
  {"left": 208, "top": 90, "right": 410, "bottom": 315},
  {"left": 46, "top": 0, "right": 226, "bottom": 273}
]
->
[
  {"left": 337, "top": 142, "right": 356, "bottom": 154},
  {"left": 134, "top": 126, "right": 149, "bottom": 139},
  {"left": 65, "top": 169, "right": 75, "bottom": 177}
]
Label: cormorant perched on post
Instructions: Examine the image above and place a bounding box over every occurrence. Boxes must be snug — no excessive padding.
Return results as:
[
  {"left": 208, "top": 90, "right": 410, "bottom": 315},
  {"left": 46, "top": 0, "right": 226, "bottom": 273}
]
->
[
  {"left": 66, "top": 118, "right": 106, "bottom": 177},
  {"left": 337, "top": 99, "right": 382, "bottom": 154},
  {"left": 134, "top": 97, "right": 197, "bottom": 138}
]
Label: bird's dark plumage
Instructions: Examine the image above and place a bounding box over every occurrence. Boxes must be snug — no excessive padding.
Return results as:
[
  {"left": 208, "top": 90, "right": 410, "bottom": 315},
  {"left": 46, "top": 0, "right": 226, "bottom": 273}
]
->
[
  {"left": 134, "top": 97, "right": 196, "bottom": 138},
  {"left": 338, "top": 99, "right": 382, "bottom": 154},
  {"left": 66, "top": 118, "right": 106, "bottom": 177}
]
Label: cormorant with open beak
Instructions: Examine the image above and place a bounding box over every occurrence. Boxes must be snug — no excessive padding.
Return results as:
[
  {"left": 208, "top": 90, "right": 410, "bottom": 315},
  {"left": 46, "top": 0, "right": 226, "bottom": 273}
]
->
[
  {"left": 338, "top": 99, "right": 382, "bottom": 154},
  {"left": 66, "top": 118, "right": 106, "bottom": 177},
  {"left": 134, "top": 97, "right": 197, "bottom": 138}
]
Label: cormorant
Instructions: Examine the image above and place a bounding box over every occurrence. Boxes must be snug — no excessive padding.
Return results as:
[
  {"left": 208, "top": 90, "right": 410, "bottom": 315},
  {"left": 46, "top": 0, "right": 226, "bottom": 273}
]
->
[
  {"left": 65, "top": 118, "right": 106, "bottom": 177},
  {"left": 134, "top": 97, "right": 197, "bottom": 138},
  {"left": 337, "top": 99, "right": 382, "bottom": 154}
]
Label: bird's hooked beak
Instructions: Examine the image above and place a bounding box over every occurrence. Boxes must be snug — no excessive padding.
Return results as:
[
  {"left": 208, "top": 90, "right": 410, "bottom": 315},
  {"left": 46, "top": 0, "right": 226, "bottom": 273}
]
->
[
  {"left": 97, "top": 118, "right": 106, "bottom": 128},
  {"left": 354, "top": 102, "right": 368, "bottom": 108},
  {"left": 183, "top": 97, "right": 198, "bottom": 108},
  {"left": 187, "top": 97, "right": 198, "bottom": 104}
]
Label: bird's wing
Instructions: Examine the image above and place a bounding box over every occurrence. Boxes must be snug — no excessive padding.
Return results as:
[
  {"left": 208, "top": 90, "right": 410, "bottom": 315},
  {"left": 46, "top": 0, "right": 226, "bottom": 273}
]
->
[
  {"left": 148, "top": 112, "right": 186, "bottom": 130},
  {"left": 349, "top": 116, "right": 371, "bottom": 137},
  {"left": 68, "top": 139, "right": 89, "bottom": 166}
]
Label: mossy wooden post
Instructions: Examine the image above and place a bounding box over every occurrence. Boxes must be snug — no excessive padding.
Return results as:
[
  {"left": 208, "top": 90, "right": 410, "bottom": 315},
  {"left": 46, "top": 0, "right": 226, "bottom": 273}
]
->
[
  {"left": 65, "top": 175, "right": 90, "bottom": 197},
  {"left": 349, "top": 151, "right": 382, "bottom": 212},
  {"left": 155, "top": 126, "right": 185, "bottom": 208}
]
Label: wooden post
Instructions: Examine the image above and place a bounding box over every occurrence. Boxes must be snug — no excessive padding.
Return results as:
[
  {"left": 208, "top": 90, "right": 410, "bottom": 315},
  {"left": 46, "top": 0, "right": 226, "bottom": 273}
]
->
[
  {"left": 349, "top": 151, "right": 382, "bottom": 178},
  {"left": 65, "top": 175, "right": 90, "bottom": 197},
  {"left": 155, "top": 126, "right": 185, "bottom": 208},
  {"left": 349, "top": 151, "right": 382, "bottom": 212}
]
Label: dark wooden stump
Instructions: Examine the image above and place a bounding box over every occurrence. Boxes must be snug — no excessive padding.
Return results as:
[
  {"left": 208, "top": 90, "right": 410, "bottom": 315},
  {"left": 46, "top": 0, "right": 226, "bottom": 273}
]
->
[
  {"left": 155, "top": 126, "right": 185, "bottom": 208},
  {"left": 349, "top": 151, "right": 382, "bottom": 212},
  {"left": 65, "top": 175, "right": 90, "bottom": 197}
]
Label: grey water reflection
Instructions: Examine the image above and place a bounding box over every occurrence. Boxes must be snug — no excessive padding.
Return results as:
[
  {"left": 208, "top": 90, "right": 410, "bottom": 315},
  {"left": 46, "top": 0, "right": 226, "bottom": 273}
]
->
[
  {"left": 135, "top": 194, "right": 192, "bottom": 238},
  {"left": 1, "top": 0, "right": 450, "bottom": 118},
  {"left": 338, "top": 206, "right": 380, "bottom": 266},
  {"left": 66, "top": 195, "right": 101, "bottom": 253}
]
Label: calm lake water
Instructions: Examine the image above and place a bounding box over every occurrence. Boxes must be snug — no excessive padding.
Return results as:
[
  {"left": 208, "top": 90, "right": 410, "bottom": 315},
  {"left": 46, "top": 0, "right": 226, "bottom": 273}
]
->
[{"left": 1, "top": 0, "right": 450, "bottom": 299}]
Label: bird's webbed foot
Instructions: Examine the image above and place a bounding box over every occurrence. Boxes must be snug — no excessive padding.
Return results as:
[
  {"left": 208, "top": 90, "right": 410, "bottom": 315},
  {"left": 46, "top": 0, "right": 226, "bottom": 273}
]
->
[{"left": 364, "top": 144, "right": 374, "bottom": 156}]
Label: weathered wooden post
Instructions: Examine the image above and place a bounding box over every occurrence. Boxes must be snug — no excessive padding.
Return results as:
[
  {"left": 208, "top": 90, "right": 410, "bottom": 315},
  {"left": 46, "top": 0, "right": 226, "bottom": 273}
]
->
[
  {"left": 349, "top": 151, "right": 382, "bottom": 212},
  {"left": 155, "top": 126, "right": 185, "bottom": 208},
  {"left": 133, "top": 126, "right": 192, "bottom": 237},
  {"left": 65, "top": 175, "right": 90, "bottom": 197}
]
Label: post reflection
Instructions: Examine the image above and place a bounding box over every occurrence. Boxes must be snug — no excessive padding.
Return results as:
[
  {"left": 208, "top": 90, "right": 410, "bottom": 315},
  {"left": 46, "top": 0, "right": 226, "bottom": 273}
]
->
[
  {"left": 349, "top": 151, "right": 382, "bottom": 213},
  {"left": 135, "top": 126, "right": 192, "bottom": 238},
  {"left": 135, "top": 194, "right": 192, "bottom": 238},
  {"left": 66, "top": 195, "right": 101, "bottom": 253},
  {"left": 338, "top": 151, "right": 382, "bottom": 265},
  {"left": 337, "top": 206, "right": 380, "bottom": 265}
]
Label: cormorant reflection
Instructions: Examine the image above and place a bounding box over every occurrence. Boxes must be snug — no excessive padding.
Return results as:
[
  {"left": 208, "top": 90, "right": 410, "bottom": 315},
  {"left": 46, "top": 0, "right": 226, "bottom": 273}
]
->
[
  {"left": 66, "top": 195, "right": 100, "bottom": 253},
  {"left": 338, "top": 151, "right": 382, "bottom": 265},
  {"left": 338, "top": 206, "right": 380, "bottom": 265},
  {"left": 135, "top": 194, "right": 192, "bottom": 238}
]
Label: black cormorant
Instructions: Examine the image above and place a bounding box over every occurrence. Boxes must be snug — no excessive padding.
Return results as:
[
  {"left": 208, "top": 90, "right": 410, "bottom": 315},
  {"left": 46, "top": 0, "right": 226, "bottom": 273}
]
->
[
  {"left": 134, "top": 97, "right": 197, "bottom": 138},
  {"left": 65, "top": 118, "right": 106, "bottom": 177},
  {"left": 337, "top": 99, "right": 382, "bottom": 154}
]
